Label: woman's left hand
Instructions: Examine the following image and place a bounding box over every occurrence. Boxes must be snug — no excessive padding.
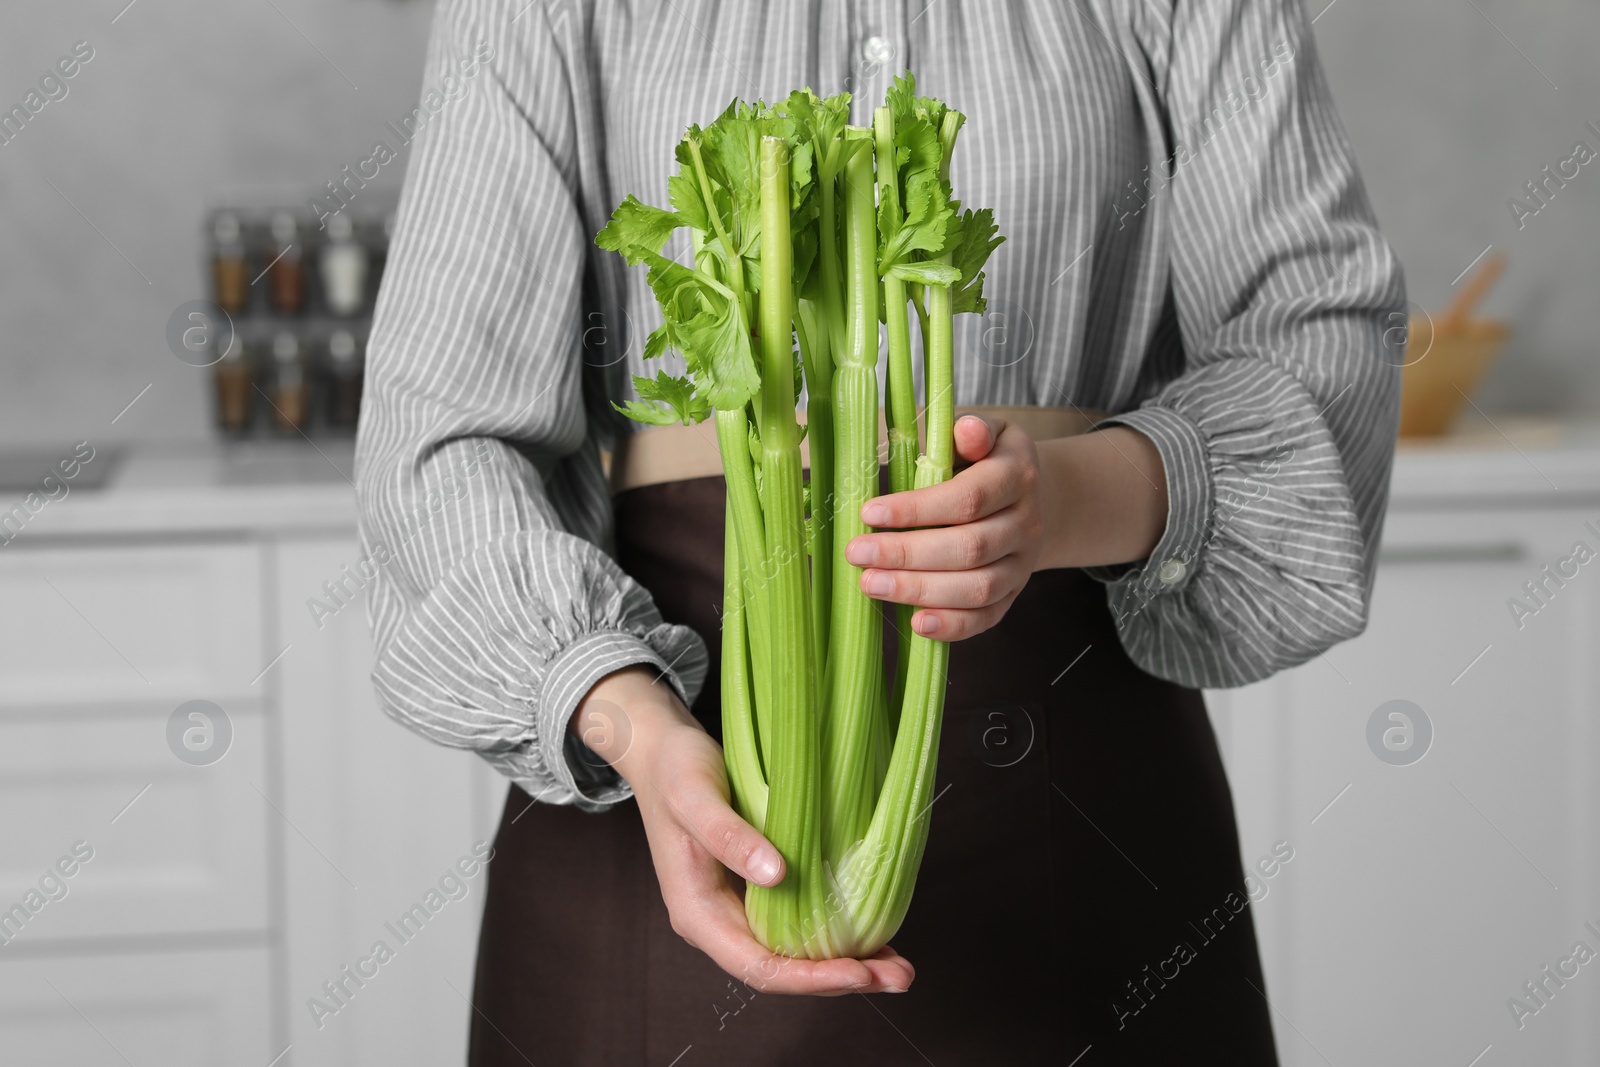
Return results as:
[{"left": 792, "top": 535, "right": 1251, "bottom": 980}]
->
[{"left": 846, "top": 415, "right": 1045, "bottom": 642}]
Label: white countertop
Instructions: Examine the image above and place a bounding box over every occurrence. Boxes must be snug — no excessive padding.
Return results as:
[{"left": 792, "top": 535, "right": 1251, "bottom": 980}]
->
[
  {"left": 1387, "top": 415, "right": 1600, "bottom": 508},
  {"left": 3, "top": 417, "right": 1598, "bottom": 542},
  {"left": 6, "top": 441, "right": 359, "bottom": 540}
]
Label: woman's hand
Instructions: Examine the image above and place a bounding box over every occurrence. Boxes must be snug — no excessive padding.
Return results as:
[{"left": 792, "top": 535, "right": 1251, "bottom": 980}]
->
[
  {"left": 573, "top": 666, "right": 916, "bottom": 996},
  {"left": 847, "top": 414, "right": 1168, "bottom": 641}
]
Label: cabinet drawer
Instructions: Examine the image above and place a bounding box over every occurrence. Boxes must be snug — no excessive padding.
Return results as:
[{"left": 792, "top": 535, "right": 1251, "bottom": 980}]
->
[
  {"left": 0, "top": 541, "right": 264, "bottom": 708},
  {"left": 0, "top": 708, "right": 270, "bottom": 940},
  {"left": 0, "top": 947, "right": 273, "bottom": 1067}
]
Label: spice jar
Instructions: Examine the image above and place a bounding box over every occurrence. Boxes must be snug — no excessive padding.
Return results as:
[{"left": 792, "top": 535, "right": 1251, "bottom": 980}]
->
[
  {"left": 269, "top": 331, "right": 309, "bottom": 432},
  {"left": 212, "top": 212, "right": 249, "bottom": 315},
  {"left": 212, "top": 333, "right": 254, "bottom": 433},
  {"left": 268, "top": 211, "right": 305, "bottom": 316},
  {"left": 325, "top": 329, "right": 364, "bottom": 429},
  {"left": 320, "top": 212, "right": 368, "bottom": 317}
]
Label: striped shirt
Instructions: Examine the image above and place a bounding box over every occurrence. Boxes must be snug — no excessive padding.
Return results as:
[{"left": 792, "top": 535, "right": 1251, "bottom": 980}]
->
[{"left": 356, "top": 0, "right": 1406, "bottom": 811}]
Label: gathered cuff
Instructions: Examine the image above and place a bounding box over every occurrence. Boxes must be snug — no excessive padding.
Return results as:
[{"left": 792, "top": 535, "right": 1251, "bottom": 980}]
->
[{"left": 370, "top": 531, "right": 708, "bottom": 812}]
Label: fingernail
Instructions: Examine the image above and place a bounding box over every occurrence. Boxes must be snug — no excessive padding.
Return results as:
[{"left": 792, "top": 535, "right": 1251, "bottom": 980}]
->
[
  {"left": 846, "top": 538, "right": 878, "bottom": 566},
  {"left": 861, "top": 502, "right": 890, "bottom": 526},
  {"left": 863, "top": 571, "right": 893, "bottom": 597},
  {"left": 916, "top": 613, "right": 941, "bottom": 634},
  {"left": 886, "top": 985, "right": 909, "bottom": 994},
  {"left": 750, "top": 849, "right": 781, "bottom": 885}
]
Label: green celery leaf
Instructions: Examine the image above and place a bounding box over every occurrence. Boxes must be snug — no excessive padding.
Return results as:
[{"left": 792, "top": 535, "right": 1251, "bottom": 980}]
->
[
  {"left": 885, "top": 70, "right": 949, "bottom": 133},
  {"left": 950, "top": 207, "right": 1006, "bottom": 316},
  {"left": 783, "top": 88, "right": 852, "bottom": 179},
  {"left": 643, "top": 323, "right": 671, "bottom": 361},
  {"left": 700, "top": 102, "right": 774, "bottom": 248},
  {"left": 596, "top": 194, "right": 681, "bottom": 265},
  {"left": 614, "top": 370, "right": 710, "bottom": 425},
  {"left": 639, "top": 251, "right": 759, "bottom": 409},
  {"left": 668, "top": 171, "right": 711, "bottom": 232},
  {"left": 884, "top": 72, "right": 919, "bottom": 123},
  {"left": 895, "top": 168, "right": 956, "bottom": 258},
  {"left": 878, "top": 86, "right": 952, "bottom": 271},
  {"left": 789, "top": 139, "right": 815, "bottom": 208},
  {"left": 895, "top": 117, "right": 943, "bottom": 181},
  {"left": 627, "top": 247, "right": 759, "bottom": 409}
]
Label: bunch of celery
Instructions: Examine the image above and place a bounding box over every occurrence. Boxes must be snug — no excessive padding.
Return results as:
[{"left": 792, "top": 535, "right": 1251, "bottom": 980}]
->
[{"left": 597, "top": 74, "right": 1002, "bottom": 960}]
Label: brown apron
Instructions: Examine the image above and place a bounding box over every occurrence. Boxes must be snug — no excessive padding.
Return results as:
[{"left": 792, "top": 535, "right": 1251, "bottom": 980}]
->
[{"left": 468, "top": 475, "right": 1279, "bottom": 1066}]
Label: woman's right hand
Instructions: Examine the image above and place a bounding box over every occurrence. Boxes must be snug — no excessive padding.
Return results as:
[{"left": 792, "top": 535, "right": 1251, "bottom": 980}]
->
[{"left": 573, "top": 665, "right": 916, "bottom": 996}]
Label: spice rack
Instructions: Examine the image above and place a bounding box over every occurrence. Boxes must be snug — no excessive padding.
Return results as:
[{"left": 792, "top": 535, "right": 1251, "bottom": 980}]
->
[{"left": 204, "top": 194, "right": 396, "bottom": 438}]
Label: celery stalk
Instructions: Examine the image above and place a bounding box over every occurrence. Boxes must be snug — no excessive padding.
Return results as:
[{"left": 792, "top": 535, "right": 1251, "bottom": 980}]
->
[
  {"left": 820, "top": 128, "right": 887, "bottom": 875},
  {"left": 874, "top": 105, "right": 921, "bottom": 499},
  {"left": 720, "top": 491, "right": 768, "bottom": 829},
  {"left": 597, "top": 76, "right": 1001, "bottom": 962},
  {"left": 743, "top": 136, "right": 830, "bottom": 958}
]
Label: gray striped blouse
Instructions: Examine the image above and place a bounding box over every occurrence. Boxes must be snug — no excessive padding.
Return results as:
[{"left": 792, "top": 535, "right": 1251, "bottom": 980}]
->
[{"left": 355, "top": 0, "right": 1406, "bottom": 811}]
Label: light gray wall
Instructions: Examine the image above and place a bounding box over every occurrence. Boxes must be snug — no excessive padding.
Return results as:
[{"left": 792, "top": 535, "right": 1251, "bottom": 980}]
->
[
  {"left": 1, "top": 1, "right": 1597, "bottom": 448},
  {"left": 0, "top": 0, "right": 436, "bottom": 448},
  {"left": 1313, "top": 0, "right": 1600, "bottom": 413}
]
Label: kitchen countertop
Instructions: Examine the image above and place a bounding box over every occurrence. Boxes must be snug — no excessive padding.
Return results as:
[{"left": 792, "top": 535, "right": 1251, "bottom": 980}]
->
[
  {"left": 1387, "top": 415, "right": 1600, "bottom": 508},
  {"left": 2, "top": 440, "right": 359, "bottom": 539},
  {"left": 2, "top": 417, "right": 1598, "bottom": 541}
]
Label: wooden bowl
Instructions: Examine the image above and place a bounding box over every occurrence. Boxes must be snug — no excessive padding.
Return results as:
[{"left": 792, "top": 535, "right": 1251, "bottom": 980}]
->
[{"left": 1398, "top": 316, "right": 1508, "bottom": 437}]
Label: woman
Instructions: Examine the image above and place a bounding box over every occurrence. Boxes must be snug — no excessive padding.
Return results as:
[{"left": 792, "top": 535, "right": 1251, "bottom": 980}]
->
[{"left": 355, "top": 1, "right": 1403, "bottom": 1062}]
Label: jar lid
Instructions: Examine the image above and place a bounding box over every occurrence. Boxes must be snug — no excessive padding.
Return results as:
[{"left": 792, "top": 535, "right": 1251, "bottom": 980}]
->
[
  {"left": 271, "top": 211, "right": 298, "bottom": 245},
  {"left": 273, "top": 331, "right": 300, "bottom": 362},
  {"left": 329, "top": 330, "right": 358, "bottom": 362},
  {"left": 213, "top": 212, "right": 241, "bottom": 245},
  {"left": 326, "top": 211, "right": 355, "bottom": 242}
]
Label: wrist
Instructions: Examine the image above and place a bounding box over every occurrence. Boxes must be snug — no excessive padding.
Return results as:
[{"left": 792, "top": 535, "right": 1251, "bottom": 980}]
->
[
  {"left": 1034, "top": 427, "right": 1168, "bottom": 571},
  {"left": 570, "top": 665, "right": 700, "bottom": 785}
]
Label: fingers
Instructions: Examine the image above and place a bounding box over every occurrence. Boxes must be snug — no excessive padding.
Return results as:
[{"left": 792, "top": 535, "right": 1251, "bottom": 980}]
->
[
  {"left": 846, "top": 511, "right": 1020, "bottom": 571},
  {"left": 861, "top": 467, "right": 1005, "bottom": 529},
  {"left": 867, "top": 945, "right": 916, "bottom": 990},
  {"left": 909, "top": 597, "right": 1017, "bottom": 642},
  {"left": 699, "top": 901, "right": 916, "bottom": 997},
  {"left": 952, "top": 413, "right": 1002, "bottom": 466},
  {"left": 672, "top": 782, "right": 785, "bottom": 888},
  {"left": 847, "top": 416, "right": 1040, "bottom": 644},
  {"left": 858, "top": 555, "right": 1027, "bottom": 611},
  {"left": 659, "top": 848, "right": 915, "bottom": 996},
  {"left": 861, "top": 421, "right": 1034, "bottom": 530},
  {"left": 636, "top": 731, "right": 916, "bottom": 998},
  {"left": 859, "top": 549, "right": 1027, "bottom": 641}
]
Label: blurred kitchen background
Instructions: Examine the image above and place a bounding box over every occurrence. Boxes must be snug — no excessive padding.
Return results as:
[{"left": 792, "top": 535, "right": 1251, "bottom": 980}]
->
[{"left": 2, "top": 2, "right": 1598, "bottom": 1066}]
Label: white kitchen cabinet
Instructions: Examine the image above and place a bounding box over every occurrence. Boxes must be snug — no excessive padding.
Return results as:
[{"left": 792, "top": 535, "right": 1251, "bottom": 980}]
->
[
  {"left": 0, "top": 447, "right": 499, "bottom": 1067},
  {"left": 0, "top": 708, "right": 271, "bottom": 941},
  {"left": 1210, "top": 485, "right": 1600, "bottom": 1067},
  {"left": 0, "top": 947, "right": 273, "bottom": 1067},
  {"left": 0, "top": 541, "right": 264, "bottom": 708},
  {"left": 271, "top": 536, "right": 501, "bottom": 1067},
  {"left": 0, "top": 538, "right": 274, "bottom": 947}
]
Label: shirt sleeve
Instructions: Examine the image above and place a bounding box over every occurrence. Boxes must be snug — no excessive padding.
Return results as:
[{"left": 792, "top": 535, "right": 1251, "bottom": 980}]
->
[
  {"left": 354, "top": 0, "right": 707, "bottom": 812},
  {"left": 1092, "top": 0, "right": 1406, "bottom": 688}
]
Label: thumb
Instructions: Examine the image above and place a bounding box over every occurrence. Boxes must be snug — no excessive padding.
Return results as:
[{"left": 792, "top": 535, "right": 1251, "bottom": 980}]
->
[
  {"left": 953, "top": 413, "right": 1004, "bottom": 466},
  {"left": 686, "top": 794, "right": 786, "bottom": 887}
]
